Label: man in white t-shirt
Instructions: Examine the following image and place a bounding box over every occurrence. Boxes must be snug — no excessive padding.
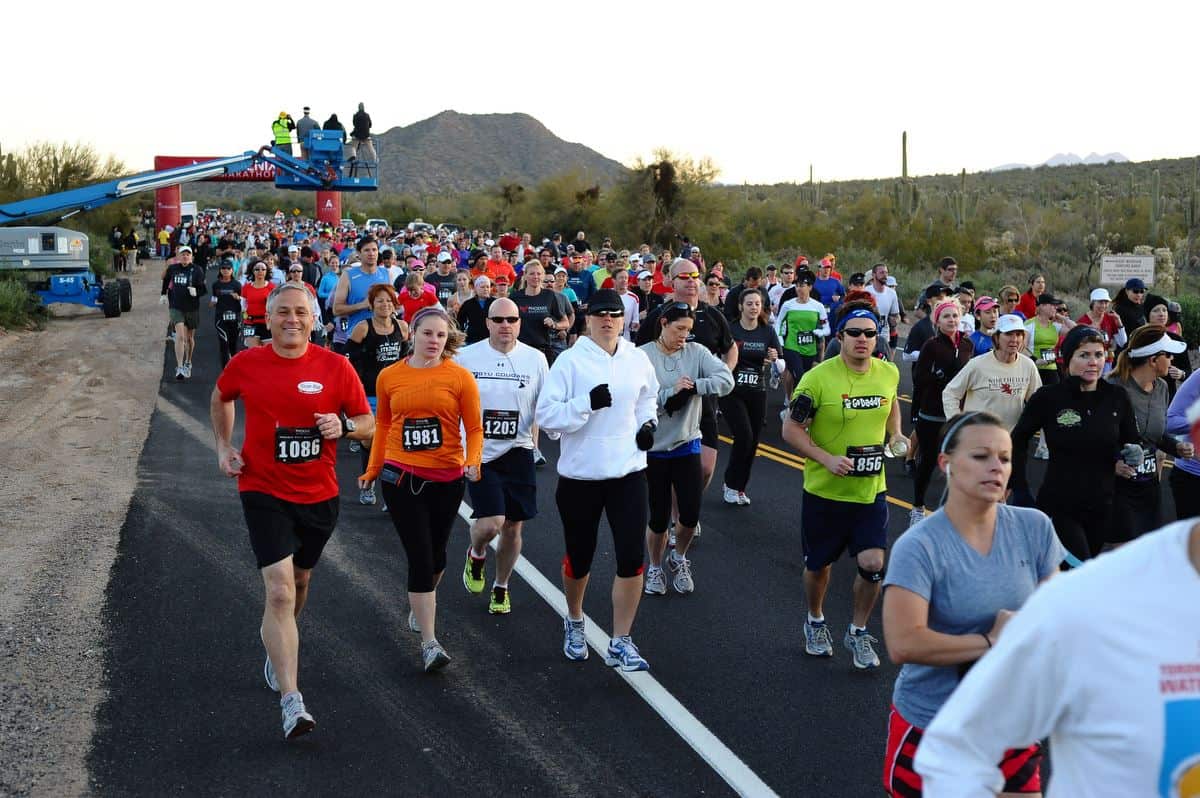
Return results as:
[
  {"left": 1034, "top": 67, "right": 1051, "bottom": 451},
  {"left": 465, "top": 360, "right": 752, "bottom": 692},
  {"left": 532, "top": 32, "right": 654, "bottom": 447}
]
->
[
  {"left": 863, "top": 263, "right": 901, "bottom": 354},
  {"left": 916, "top": 510, "right": 1200, "bottom": 796},
  {"left": 612, "top": 266, "right": 641, "bottom": 340}
]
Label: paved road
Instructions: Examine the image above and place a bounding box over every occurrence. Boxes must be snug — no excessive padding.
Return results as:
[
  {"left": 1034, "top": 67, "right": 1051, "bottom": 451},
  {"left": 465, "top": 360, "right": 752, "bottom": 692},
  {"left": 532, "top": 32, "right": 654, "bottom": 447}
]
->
[{"left": 89, "top": 322, "right": 1156, "bottom": 795}]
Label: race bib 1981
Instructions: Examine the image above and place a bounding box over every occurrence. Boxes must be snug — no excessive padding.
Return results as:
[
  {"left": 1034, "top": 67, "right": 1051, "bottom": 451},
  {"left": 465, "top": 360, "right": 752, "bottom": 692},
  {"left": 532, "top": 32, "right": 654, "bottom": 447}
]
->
[{"left": 402, "top": 417, "right": 443, "bottom": 451}]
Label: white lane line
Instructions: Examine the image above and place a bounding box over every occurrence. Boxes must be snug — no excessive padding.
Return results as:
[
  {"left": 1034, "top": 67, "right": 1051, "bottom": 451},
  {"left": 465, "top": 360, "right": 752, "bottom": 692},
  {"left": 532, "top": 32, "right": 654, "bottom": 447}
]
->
[{"left": 457, "top": 502, "right": 779, "bottom": 798}]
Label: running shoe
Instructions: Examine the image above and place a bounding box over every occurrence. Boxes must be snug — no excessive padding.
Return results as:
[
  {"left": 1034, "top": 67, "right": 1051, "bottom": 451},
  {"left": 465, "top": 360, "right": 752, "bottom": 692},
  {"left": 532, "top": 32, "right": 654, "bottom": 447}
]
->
[
  {"left": 737, "top": 491, "right": 751, "bottom": 506},
  {"left": 804, "top": 620, "right": 834, "bottom": 657},
  {"left": 175, "top": 367, "right": 184, "bottom": 381},
  {"left": 533, "top": 448, "right": 547, "bottom": 467},
  {"left": 462, "top": 551, "right": 486, "bottom": 594},
  {"left": 563, "top": 617, "right": 588, "bottom": 661},
  {"left": 182, "top": 362, "right": 192, "bottom": 379},
  {"left": 908, "top": 507, "right": 925, "bottom": 528},
  {"left": 693, "top": 521, "right": 702, "bottom": 539},
  {"left": 643, "top": 566, "right": 667, "bottom": 596},
  {"left": 488, "top": 586, "right": 511, "bottom": 614},
  {"left": 604, "top": 636, "right": 649, "bottom": 672},
  {"left": 408, "top": 609, "right": 420, "bottom": 634},
  {"left": 259, "top": 627, "right": 278, "bottom": 692},
  {"left": 348, "top": 440, "right": 361, "bottom": 454},
  {"left": 668, "top": 552, "right": 694, "bottom": 594},
  {"left": 722, "top": 485, "right": 741, "bottom": 505},
  {"left": 359, "top": 487, "right": 376, "bottom": 506},
  {"left": 1034, "top": 436, "right": 1050, "bottom": 460},
  {"left": 844, "top": 629, "right": 882, "bottom": 670},
  {"left": 280, "top": 692, "right": 315, "bottom": 739},
  {"left": 421, "top": 639, "right": 451, "bottom": 672},
  {"left": 381, "top": 502, "right": 388, "bottom": 513},
  {"left": 667, "top": 530, "right": 677, "bottom": 549}
]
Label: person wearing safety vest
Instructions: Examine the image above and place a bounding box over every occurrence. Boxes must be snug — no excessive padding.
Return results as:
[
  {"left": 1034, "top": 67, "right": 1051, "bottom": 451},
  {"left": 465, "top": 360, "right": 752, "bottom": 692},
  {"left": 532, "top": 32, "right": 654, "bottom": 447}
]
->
[{"left": 271, "top": 112, "right": 296, "bottom": 156}]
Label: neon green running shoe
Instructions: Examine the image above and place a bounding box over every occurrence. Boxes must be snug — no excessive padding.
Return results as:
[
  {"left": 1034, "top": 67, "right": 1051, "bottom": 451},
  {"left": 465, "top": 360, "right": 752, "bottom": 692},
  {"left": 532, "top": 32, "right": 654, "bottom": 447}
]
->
[
  {"left": 488, "top": 586, "right": 511, "bottom": 614},
  {"left": 463, "top": 551, "right": 486, "bottom": 594}
]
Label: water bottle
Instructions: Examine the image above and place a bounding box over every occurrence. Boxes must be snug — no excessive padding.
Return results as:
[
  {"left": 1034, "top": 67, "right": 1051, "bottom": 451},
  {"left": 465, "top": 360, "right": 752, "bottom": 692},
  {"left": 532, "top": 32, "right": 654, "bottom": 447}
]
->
[{"left": 884, "top": 438, "right": 909, "bottom": 459}]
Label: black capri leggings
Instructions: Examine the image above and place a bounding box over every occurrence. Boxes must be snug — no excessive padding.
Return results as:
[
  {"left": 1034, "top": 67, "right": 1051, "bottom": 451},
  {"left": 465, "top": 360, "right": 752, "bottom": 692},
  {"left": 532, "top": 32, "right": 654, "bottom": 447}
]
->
[
  {"left": 382, "top": 472, "right": 466, "bottom": 593},
  {"left": 1170, "top": 466, "right": 1200, "bottom": 520},
  {"left": 556, "top": 470, "right": 647, "bottom": 579},
  {"left": 1040, "top": 498, "right": 1111, "bottom": 564},
  {"left": 720, "top": 390, "right": 767, "bottom": 493},
  {"left": 913, "top": 418, "right": 944, "bottom": 508},
  {"left": 647, "top": 452, "right": 703, "bottom": 534},
  {"left": 216, "top": 320, "right": 240, "bottom": 368}
]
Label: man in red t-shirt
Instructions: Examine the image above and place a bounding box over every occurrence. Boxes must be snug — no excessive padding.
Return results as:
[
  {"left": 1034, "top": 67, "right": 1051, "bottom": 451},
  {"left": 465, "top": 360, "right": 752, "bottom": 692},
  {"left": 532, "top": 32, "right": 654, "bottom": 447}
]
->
[
  {"left": 485, "top": 244, "right": 517, "bottom": 285},
  {"left": 212, "top": 282, "right": 373, "bottom": 741}
]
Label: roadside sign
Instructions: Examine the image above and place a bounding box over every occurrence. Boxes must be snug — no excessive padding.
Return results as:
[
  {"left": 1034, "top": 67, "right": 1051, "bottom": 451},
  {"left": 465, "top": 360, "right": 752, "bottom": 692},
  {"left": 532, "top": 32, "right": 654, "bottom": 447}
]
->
[{"left": 1100, "top": 254, "right": 1155, "bottom": 286}]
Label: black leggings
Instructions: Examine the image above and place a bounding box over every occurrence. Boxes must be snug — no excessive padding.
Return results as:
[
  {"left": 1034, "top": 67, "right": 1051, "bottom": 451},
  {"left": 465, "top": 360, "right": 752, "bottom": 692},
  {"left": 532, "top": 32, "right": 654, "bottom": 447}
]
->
[
  {"left": 556, "top": 470, "right": 647, "bottom": 579},
  {"left": 216, "top": 321, "right": 240, "bottom": 368},
  {"left": 1111, "top": 479, "right": 1161, "bottom": 543},
  {"left": 647, "top": 453, "right": 703, "bottom": 533},
  {"left": 1170, "top": 466, "right": 1200, "bottom": 520},
  {"left": 1040, "top": 499, "right": 1110, "bottom": 563},
  {"left": 720, "top": 390, "right": 767, "bottom": 492},
  {"left": 382, "top": 473, "right": 466, "bottom": 593},
  {"left": 913, "top": 418, "right": 944, "bottom": 508}
]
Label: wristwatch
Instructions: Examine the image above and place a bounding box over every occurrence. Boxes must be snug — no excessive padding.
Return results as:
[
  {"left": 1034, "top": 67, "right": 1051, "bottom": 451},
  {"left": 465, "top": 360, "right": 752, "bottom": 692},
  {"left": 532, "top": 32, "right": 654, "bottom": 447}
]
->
[{"left": 340, "top": 415, "right": 356, "bottom": 438}]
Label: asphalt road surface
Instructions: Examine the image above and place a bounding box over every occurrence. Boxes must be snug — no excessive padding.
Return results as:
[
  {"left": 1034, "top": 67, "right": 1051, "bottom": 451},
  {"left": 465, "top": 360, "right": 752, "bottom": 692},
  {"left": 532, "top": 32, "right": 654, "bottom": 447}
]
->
[{"left": 88, "top": 321, "right": 1163, "bottom": 796}]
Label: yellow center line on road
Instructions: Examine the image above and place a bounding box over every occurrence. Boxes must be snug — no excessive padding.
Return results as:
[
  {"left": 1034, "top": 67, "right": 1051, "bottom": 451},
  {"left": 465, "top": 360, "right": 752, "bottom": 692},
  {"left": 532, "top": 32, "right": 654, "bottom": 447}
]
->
[{"left": 717, "top": 435, "right": 918, "bottom": 512}]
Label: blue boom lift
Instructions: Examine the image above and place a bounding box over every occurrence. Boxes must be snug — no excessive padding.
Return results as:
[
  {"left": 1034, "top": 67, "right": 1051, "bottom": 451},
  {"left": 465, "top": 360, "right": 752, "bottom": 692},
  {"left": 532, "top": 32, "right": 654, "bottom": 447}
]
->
[{"left": 0, "top": 132, "right": 376, "bottom": 317}]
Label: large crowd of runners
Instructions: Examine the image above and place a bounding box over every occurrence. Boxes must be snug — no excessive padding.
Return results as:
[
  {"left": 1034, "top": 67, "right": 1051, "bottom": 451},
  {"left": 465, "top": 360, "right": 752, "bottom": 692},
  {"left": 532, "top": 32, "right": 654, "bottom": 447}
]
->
[{"left": 152, "top": 212, "right": 1200, "bottom": 796}]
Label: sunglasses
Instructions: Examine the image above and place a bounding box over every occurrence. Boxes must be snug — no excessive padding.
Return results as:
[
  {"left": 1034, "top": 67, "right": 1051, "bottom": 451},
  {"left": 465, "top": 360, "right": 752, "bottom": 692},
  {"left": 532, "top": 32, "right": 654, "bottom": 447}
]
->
[
  {"left": 841, "top": 328, "right": 878, "bottom": 338},
  {"left": 674, "top": 272, "right": 701, "bottom": 280},
  {"left": 488, "top": 316, "right": 520, "bottom": 324},
  {"left": 706, "top": 281, "right": 721, "bottom": 287},
  {"left": 592, "top": 309, "right": 625, "bottom": 318},
  {"left": 1130, "top": 289, "right": 1146, "bottom": 294}
]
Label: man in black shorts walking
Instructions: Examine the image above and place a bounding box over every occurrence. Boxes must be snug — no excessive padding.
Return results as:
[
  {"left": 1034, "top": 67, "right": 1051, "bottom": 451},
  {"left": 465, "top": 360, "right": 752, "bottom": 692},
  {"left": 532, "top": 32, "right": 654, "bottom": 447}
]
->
[
  {"left": 210, "top": 282, "right": 374, "bottom": 739},
  {"left": 161, "top": 245, "right": 207, "bottom": 380}
]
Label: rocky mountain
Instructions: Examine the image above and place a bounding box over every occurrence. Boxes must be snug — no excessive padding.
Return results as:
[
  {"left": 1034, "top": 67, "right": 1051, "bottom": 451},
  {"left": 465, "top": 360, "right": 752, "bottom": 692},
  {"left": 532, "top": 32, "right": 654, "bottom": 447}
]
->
[
  {"left": 992, "top": 151, "right": 1130, "bottom": 171},
  {"left": 371, "top": 111, "right": 628, "bottom": 194}
]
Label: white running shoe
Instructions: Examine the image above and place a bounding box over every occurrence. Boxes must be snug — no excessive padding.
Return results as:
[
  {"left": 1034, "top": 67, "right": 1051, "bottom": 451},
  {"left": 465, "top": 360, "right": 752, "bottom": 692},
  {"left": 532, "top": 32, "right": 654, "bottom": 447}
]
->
[
  {"left": 668, "top": 552, "right": 694, "bottom": 594},
  {"left": 421, "top": 639, "right": 451, "bottom": 672},
  {"left": 1034, "top": 436, "right": 1050, "bottom": 460},
  {"left": 737, "top": 491, "right": 751, "bottom": 506},
  {"left": 908, "top": 507, "right": 926, "bottom": 528},
  {"left": 280, "top": 692, "right": 315, "bottom": 739},
  {"left": 643, "top": 566, "right": 667, "bottom": 595},
  {"left": 722, "top": 485, "right": 741, "bottom": 505}
]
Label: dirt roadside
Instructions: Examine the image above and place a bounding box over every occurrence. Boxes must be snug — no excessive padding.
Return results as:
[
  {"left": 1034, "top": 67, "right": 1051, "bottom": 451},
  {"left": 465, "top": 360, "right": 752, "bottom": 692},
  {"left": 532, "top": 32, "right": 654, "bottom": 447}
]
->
[{"left": 0, "top": 264, "right": 167, "bottom": 796}]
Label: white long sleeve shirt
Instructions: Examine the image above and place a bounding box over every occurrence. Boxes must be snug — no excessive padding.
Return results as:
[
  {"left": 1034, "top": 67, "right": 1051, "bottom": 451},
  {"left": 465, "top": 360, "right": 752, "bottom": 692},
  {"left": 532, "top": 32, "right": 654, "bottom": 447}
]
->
[
  {"left": 534, "top": 335, "right": 659, "bottom": 480},
  {"left": 916, "top": 521, "right": 1200, "bottom": 797}
]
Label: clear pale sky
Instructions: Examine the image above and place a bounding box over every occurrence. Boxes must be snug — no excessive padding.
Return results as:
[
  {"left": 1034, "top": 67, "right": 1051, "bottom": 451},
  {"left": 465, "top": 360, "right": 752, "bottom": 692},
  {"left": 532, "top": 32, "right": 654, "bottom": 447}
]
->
[{"left": 6, "top": 0, "right": 1195, "bottom": 185}]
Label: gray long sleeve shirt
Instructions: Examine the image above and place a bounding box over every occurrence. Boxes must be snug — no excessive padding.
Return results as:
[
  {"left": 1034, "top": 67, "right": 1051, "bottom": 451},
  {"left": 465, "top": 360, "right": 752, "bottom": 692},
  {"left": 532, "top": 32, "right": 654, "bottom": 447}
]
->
[{"left": 639, "top": 341, "right": 734, "bottom": 452}]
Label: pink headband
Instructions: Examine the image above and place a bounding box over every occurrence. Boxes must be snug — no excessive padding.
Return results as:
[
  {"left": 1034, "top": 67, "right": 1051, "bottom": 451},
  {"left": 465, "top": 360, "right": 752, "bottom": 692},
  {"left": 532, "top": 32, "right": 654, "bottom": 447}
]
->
[{"left": 933, "top": 300, "right": 960, "bottom": 324}]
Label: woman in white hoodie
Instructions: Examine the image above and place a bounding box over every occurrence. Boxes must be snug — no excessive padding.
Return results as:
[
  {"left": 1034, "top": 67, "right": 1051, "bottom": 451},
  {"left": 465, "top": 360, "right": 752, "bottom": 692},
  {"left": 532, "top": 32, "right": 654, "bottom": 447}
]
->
[{"left": 535, "top": 289, "right": 660, "bottom": 672}]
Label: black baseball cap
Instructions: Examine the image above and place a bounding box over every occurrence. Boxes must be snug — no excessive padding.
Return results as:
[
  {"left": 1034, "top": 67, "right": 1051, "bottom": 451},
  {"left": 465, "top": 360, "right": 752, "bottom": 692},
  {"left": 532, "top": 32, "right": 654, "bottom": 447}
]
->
[
  {"left": 587, "top": 289, "right": 625, "bottom": 315},
  {"left": 1037, "top": 293, "right": 1062, "bottom": 306}
]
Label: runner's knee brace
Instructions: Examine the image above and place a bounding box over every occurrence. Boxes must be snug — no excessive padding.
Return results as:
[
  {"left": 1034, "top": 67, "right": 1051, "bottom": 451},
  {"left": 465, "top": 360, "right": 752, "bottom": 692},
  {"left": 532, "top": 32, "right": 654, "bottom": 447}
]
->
[{"left": 857, "top": 565, "right": 885, "bottom": 583}]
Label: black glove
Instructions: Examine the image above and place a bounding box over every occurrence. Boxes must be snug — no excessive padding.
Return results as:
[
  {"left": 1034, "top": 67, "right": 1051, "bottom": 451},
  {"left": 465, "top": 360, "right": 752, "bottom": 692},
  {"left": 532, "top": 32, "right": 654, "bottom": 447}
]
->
[
  {"left": 662, "top": 386, "right": 697, "bottom": 415},
  {"left": 589, "top": 383, "right": 613, "bottom": 411},
  {"left": 635, "top": 420, "right": 657, "bottom": 451}
]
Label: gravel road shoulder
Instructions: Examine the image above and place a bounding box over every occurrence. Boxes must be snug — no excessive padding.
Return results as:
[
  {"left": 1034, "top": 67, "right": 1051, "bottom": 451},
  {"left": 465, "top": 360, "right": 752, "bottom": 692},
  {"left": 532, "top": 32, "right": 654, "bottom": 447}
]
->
[{"left": 0, "top": 265, "right": 165, "bottom": 796}]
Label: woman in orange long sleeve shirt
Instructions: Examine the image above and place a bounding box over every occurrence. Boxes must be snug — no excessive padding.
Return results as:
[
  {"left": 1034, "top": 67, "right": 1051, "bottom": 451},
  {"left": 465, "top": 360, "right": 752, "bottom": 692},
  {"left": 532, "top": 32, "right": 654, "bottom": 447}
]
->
[{"left": 359, "top": 305, "right": 483, "bottom": 672}]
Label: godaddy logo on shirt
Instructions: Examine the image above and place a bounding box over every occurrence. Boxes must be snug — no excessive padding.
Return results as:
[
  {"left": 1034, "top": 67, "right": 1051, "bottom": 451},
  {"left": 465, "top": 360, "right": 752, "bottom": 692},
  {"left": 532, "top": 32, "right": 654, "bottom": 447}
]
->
[{"left": 842, "top": 395, "right": 885, "bottom": 410}]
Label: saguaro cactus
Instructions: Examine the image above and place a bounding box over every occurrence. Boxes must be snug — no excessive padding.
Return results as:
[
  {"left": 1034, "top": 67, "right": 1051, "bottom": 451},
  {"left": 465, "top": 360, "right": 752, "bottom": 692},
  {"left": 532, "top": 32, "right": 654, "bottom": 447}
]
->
[{"left": 1150, "top": 169, "right": 1162, "bottom": 245}]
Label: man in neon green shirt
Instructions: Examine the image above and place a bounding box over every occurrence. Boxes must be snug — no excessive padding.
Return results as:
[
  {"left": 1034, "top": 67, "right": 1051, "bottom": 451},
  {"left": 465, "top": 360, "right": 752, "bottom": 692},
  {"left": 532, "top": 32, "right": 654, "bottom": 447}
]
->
[{"left": 782, "top": 307, "right": 904, "bottom": 670}]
